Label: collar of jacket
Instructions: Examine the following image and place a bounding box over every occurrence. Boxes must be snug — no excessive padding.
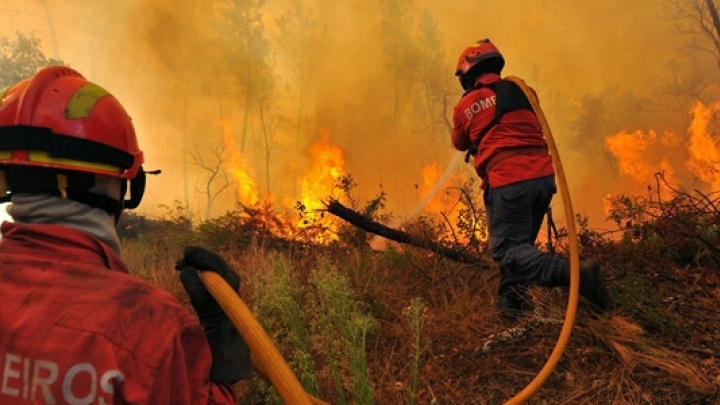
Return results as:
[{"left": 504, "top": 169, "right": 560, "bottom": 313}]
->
[{"left": 0, "top": 221, "right": 129, "bottom": 273}]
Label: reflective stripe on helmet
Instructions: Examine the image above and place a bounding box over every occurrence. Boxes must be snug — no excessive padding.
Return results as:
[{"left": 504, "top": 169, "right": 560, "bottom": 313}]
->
[
  {"left": 66, "top": 83, "right": 111, "bottom": 120},
  {"left": 28, "top": 151, "right": 121, "bottom": 173}
]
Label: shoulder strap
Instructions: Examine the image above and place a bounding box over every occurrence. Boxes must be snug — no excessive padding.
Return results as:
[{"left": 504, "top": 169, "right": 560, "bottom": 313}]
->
[{"left": 464, "top": 79, "right": 534, "bottom": 163}]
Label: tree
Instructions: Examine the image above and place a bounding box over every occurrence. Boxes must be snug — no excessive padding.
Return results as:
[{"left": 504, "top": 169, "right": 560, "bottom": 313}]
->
[
  {"left": 0, "top": 32, "right": 64, "bottom": 88},
  {"left": 379, "top": 0, "right": 416, "bottom": 139},
  {"left": 664, "top": 0, "right": 720, "bottom": 141},
  {"left": 276, "top": 0, "right": 321, "bottom": 162},
  {"left": 667, "top": 0, "right": 720, "bottom": 70},
  {"left": 415, "top": 11, "right": 456, "bottom": 136},
  {"left": 218, "top": 0, "right": 283, "bottom": 196},
  {"left": 191, "top": 138, "right": 233, "bottom": 221},
  {"left": 256, "top": 76, "right": 284, "bottom": 196},
  {"left": 218, "top": 0, "right": 272, "bottom": 154}
]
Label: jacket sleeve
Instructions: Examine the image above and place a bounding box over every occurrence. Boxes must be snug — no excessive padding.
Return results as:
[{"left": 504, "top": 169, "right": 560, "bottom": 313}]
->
[{"left": 149, "top": 322, "right": 238, "bottom": 404}]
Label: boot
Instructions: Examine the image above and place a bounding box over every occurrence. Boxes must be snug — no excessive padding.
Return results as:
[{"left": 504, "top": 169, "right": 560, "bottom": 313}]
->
[
  {"left": 497, "top": 294, "right": 522, "bottom": 322},
  {"left": 496, "top": 287, "right": 529, "bottom": 321},
  {"left": 578, "top": 260, "right": 611, "bottom": 311}
]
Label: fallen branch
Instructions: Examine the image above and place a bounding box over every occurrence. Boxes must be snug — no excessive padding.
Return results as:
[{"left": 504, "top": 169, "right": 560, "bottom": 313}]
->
[
  {"left": 474, "top": 315, "right": 563, "bottom": 355},
  {"left": 324, "top": 198, "right": 490, "bottom": 267}
]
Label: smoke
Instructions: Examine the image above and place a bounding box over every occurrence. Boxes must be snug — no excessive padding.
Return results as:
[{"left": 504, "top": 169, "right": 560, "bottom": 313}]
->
[{"left": 2, "top": 0, "right": 716, "bottom": 229}]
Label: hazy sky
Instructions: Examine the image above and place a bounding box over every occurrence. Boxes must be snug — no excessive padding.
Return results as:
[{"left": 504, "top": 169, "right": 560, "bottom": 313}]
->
[{"left": 1, "top": 0, "right": 715, "bottom": 230}]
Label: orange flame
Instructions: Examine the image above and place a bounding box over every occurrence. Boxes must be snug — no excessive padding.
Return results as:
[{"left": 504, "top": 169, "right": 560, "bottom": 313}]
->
[
  {"left": 298, "top": 137, "right": 346, "bottom": 212},
  {"left": 687, "top": 101, "right": 720, "bottom": 189},
  {"left": 421, "top": 162, "right": 456, "bottom": 216},
  {"left": 605, "top": 100, "right": 720, "bottom": 194},
  {"left": 293, "top": 136, "right": 346, "bottom": 242},
  {"left": 220, "top": 120, "right": 259, "bottom": 206},
  {"left": 604, "top": 129, "right": 679, "bottom": 185},
  {"left": 603, "top": 99, "right": 720, "bottom": 220},
  {"left": 419, "top": 162, "right": 483, "bottom": 242}
]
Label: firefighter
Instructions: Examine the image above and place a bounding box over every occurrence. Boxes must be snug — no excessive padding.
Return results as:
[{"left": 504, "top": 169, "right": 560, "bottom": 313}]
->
[
  {"left": 451, "top": 39, "right": 610, "bottom": 319},
  {"left": 0, "top": 66, "right": 251, "bottom": 404}
]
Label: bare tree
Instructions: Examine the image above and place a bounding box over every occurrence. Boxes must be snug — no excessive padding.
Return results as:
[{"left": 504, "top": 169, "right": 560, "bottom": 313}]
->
[
  {"left": 257, "top": 87, "right": 284, "bottom": 195},
  {"left": 191, "top": 141, "right": 232, "bottom": 221},
  {"left": 665, "top": 0, "right": 720, "bottom": 140},
  {"left": 667, "top": 0, "right": 720, "bottom": 69},
  {"left": 415, "top": 10, "right": 456, "bottom": 134}
]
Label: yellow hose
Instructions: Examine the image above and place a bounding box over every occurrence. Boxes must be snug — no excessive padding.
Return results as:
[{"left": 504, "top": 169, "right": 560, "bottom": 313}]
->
[
  {"left": 199, "top": 271, "right": 328, "bottom": 405},
  {"left": 501, "top": 76, "right": 581, "bottom": 404}
]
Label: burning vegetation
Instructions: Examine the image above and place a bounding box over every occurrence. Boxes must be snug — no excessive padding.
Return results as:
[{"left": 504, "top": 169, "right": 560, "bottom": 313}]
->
[{"left": 5, "top": 0, "right": 720, "bottom": 403}]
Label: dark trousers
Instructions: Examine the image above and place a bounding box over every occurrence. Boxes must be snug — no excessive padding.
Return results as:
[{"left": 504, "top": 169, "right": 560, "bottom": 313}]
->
[{"left": 483, "top": 175, "right": 569, "bottom": 298}]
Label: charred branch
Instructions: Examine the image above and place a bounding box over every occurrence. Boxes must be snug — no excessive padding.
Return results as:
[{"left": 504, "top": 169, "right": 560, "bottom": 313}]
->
[{"left": 325, "top": 198, "right": 490, "bottom": 267}]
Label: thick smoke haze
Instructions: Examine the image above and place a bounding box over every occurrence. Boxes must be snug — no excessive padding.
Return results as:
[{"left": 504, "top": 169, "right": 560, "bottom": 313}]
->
[{"left": 2, "top": 0, "right": 716, "bottom": 230}]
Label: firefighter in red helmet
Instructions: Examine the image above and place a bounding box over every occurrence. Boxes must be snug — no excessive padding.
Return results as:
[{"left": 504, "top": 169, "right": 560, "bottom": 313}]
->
[
  {"left": 450, "top": 39, "right": 610, "bottom": 319},
  {"left": 0, "top": 66, "right": 251, "bottom": 404}
]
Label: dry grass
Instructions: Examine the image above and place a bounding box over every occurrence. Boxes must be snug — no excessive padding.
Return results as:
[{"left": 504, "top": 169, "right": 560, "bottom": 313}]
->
[{"left": 120, "top": 232, "right": 720, "bottom": 405}]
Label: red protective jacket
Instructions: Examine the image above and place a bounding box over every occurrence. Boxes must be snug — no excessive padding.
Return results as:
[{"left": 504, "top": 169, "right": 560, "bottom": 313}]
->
[
  {"left": 0, "top": 222, "right": 236, "bottom": 404},
  {"left": 451, "top": 73, "right": 554, "bottom": 188}
]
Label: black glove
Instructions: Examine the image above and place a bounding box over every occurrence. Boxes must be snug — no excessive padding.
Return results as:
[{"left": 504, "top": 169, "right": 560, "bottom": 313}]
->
[{"left": 175, "top": 246, "right": 252, "bottom": 382}]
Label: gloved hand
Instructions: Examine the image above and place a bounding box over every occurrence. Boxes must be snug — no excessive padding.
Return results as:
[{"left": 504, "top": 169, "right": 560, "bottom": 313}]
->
[{"left": 175, "top": 246, "right": 252, "bottom": 382}]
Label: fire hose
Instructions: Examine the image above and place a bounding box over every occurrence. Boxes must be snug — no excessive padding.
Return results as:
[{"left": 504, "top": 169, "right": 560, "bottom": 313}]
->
[
  {"left": 199, "top": 271, "right": 328, "bottom": 405},
  {"left": 198, "top": 75, "right": 579, "bottom": 404},
  {"left": 501, "top": 76, "right": 581, "bottom": 404}
]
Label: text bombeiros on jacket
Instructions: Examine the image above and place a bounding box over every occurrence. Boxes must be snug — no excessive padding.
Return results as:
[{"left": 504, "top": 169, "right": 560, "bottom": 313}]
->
[
  {"left": 463, "top": 94, "right": 497, "bottom": 120},
  {"left": 1, "top": 352, "right": 123, "bottom": 405}
]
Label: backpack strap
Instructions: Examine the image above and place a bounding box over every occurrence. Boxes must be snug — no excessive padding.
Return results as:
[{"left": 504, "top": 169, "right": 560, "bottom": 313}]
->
[{"left": 464, "top": 79, "right": 534, "bottom": 163}]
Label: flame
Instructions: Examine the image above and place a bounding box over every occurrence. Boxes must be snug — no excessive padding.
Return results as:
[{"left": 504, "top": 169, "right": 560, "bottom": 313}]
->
[
  {"left": 219, "top": 120, "right": 259, "bottom": 206},
  {"left": 687, "top": 101, "right": 720, "bottom": 189},
  {"left": 605, "top": 100, "right": 720, "bottom": 195},
  {"left": 419, "top": 162, "right": 483, "bottom": 243},
  {"left": 298, "top": 137, "right": 346, "bottom": 212},
  {"left": 421, "top": 162, "right": 457, "bottom": 215},
  {"left": 293, "top": 136, "right": 346, "bottom": 242},
  {"left": 603, "top": 100, "right": 720, "bottom": 221},
  {"left": 604, "top": 129, "right": 679, "bottom": 185}
]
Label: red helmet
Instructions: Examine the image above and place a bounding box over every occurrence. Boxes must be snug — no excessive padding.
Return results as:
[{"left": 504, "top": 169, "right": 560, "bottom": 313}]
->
[
  {"left": 0, "top": 66, "right": 143, "bottom": 180},
  {"left": 455, "top": 38, "right": 505, "bottom": 76}
]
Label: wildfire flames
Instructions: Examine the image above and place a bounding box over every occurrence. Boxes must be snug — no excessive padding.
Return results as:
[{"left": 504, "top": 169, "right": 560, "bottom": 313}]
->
[
  {"left": 687, "top": 101, "right": 720, "bottom": 189},
  {"left": 297, "top": 137, "right": 346, "bottom": 214},
  {"left": 220, "top": 120, "right": 260, "bottom": 207},
  {"left": 419, "top": 162, "right": 483, "bottom": 243},
  {"left": 604, "top": 129, "right": 681, "bottom": 186},
  {"left": 220, "top": 124, "right": 347, "bottom": 243},
  {"left": 294, "top": 137, "right": 347, "bottom": 242},
  {"left": 216, "top": 97, "right": 720, "bottom": 246},
  {"left": 604, "top": 99, "right": 720, "bottom": 214}
]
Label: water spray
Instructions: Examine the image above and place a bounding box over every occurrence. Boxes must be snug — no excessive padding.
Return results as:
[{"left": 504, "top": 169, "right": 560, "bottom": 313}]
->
[
  {"left": 371, "top": 151, "right": 465, "bottom": 250},
  {"left": 404, "top": 151, "right": 465, "bottom": 220}
]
